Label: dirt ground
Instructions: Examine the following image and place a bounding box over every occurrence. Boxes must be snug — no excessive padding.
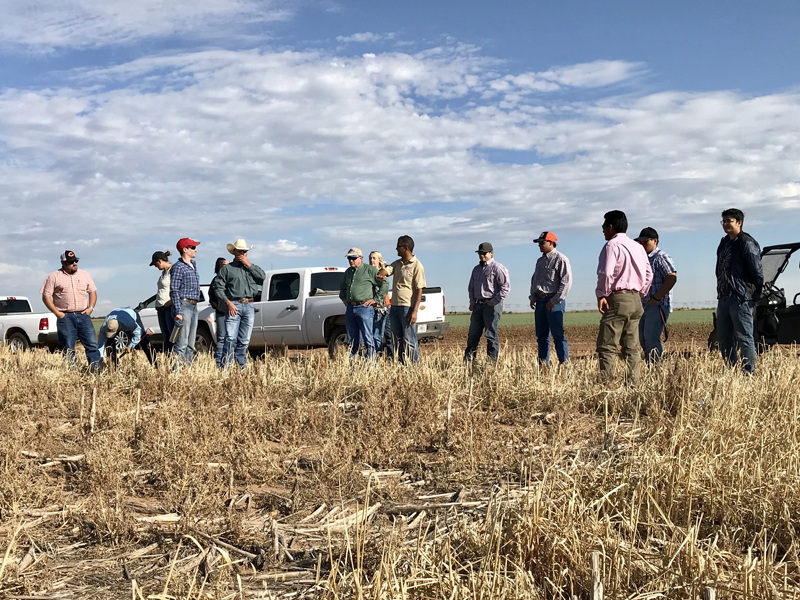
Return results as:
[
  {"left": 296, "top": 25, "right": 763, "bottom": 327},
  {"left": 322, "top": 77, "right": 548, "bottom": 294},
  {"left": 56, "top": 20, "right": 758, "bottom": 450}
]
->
[{"left": 429, "top": 321, "right": 714, "bottom": 356}]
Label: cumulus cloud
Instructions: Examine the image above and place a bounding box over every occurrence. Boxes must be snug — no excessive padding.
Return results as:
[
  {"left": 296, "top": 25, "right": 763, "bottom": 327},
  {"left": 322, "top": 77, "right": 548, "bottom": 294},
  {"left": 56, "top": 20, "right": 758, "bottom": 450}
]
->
[
  {"left": 1, "top": 43, "right": 799, "bottom": 305},
  {"left": 0, "top": 0, "right": 292, "bottom": 50}
]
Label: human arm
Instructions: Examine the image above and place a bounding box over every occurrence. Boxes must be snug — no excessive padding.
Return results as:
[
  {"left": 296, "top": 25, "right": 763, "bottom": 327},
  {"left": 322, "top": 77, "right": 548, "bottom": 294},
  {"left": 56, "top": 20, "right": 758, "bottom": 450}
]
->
[
  {"left": 81, "top": 290, "right": 97, "bottom": 315},
  {"left": 246, "top": 263, "right": 266, "bottom": 285},
  {"left": 647, "top": 272, "right": 677, "bottom": 307},
  {"left": 169, "top": 264, "right": 184, "bottom": 320},
  {"left": 42, "top": 295, "right": 65, "bottom": 319},
  {"left": 743, "top": 237, "right": 764, "bottom": 290},
  {"left": 548, "top": 256, "right": 572, "bottom": 310},
  {"left": 491, "top": 264, "right": 510, "bottom": 306},
  {"left": 409, "top": 288, "right": 423, "bottom": 325},
  {"left": 129, "top": 315, "right": 143, "bottom": 348},
  {"left": 595, "top": 244, "right": 616, "bottom": 300},
  {"left": 467, "top": 267, "right": 476, "bottom": 310}
]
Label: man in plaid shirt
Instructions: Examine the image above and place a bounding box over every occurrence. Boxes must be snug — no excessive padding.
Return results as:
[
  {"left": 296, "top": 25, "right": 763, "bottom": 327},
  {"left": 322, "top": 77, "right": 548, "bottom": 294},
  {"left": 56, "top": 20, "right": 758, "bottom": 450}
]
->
[
  {"left": 634, "top": 227, "right": 677, "bottom": 362},
  {"left": 170, "top": 237, "right": 201, "bottom": 367}
]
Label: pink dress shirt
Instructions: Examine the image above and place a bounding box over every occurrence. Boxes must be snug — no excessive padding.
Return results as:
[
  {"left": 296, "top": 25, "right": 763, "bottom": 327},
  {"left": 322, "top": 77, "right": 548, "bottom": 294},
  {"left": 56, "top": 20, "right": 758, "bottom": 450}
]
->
[
  {"left": 40, "top": 268, "right": 97, "bottom": 312},
  {"left": 595, "top": 233, "right": 653, "bottom": 298}
]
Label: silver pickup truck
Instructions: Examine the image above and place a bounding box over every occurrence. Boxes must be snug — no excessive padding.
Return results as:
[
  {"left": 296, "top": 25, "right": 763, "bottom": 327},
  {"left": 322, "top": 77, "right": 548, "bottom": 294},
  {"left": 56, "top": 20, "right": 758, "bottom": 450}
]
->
[
  {"left": 136, "top": 266, "right": 449, "bottom": 356},
  {"left": 0, "top": 296, "right": 60, "bottom": 352}
]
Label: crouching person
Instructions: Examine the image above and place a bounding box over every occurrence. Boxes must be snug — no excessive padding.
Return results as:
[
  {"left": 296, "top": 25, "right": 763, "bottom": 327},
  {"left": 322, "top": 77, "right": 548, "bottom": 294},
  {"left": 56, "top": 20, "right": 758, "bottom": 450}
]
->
[{"left": 98, "top": 308, "right": 155, "bottom": 367}]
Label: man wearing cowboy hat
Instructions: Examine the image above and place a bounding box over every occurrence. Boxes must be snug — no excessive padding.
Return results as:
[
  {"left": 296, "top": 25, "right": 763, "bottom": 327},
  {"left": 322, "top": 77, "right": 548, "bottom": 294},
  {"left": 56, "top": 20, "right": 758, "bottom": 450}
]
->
[{"left": 211, "top": 239, "right": 266, "bottom": 368}]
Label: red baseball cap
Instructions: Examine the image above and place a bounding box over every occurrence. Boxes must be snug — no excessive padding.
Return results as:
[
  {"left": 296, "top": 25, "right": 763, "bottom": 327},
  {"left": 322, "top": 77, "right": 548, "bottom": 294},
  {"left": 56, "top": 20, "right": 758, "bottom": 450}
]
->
[
  {"left": 533, "top": 231, "right": 557, "bottom": 243},
  {"left": 176, "top": 238, "right": 200, "bottom": 253}
]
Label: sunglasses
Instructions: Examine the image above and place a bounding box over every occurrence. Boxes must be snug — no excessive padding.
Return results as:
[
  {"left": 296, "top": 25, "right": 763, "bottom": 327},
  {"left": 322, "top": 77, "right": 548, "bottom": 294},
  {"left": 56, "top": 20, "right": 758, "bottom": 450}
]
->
[
  {"left": 347, "top": 255, "right": 359, "bottom": 260},
  {"left": 63, "top": 258, "right": 79, "bottom": 264},
  {"left": 185, "top": 245, "right": 197, "bottom": 250}
]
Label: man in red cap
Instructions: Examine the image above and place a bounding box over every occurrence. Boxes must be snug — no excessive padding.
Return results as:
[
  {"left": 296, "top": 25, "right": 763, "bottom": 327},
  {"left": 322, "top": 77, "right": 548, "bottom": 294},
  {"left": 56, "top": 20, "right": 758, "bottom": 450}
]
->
[
  {"left": 529, "top": 232, "right": 572, "bottom": 364},
  {"left": 169, "top": 237, "right": 201, "bottom": 367}
]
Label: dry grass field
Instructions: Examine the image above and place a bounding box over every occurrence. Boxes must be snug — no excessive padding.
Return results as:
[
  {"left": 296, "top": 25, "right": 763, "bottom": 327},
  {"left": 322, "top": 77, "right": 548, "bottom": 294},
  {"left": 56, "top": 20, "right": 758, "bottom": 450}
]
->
[{"left": 2, "top": 324, "right": 800, "bottom": 599}]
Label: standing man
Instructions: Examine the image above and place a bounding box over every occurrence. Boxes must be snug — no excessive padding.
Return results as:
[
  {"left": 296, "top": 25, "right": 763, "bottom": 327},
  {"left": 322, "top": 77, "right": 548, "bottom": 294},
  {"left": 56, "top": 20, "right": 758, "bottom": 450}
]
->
[
  {"left": 595, "top": 211, "right": 652, "bottom": 384},
  {"left": 715, "top": 208, "right": 763, "bottom": 373},
  {"left": 339, "top": 247, "right": 383, "bottom": 359},
  {"left": 634, "top": 227, "right": 678, "bottom": 363},
  {"left": 40, "top": 250, "right": 102, "bottom": 370},
  {"left": 212, "top": 240, "right": 265, "bottom": 369},
  {"left": 464, "top": 242, "right": 510, "bottom": 362},
  {"left": 377, "top": 235, "right": 426, "bottom": 364},
  {"left": 529, "top": 232, "right": 572, "bottom": 365},
  {"left": 169, "top": 237, "right": 201, "bottom": 367}
]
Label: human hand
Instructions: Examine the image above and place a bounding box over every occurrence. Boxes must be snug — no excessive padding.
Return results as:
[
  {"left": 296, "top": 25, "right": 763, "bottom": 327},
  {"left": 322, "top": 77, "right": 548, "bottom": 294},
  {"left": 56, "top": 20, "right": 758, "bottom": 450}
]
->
[
  {"left": 647, "top": 298, "right": 659, "bottom": 307},
  {"left": 529, "top": 301, "right": 535, "bottom": 310},
  {"left": 376, "top": 269, "right": 388, "bottom": 281},
  {"left": 598, "top": 297, "right": 609, "bottom": 314},
  {"left": 227, "top": 301, "right": 238, "bottom": 317},
  {"left": 409, "top": 310, "right": 418, "bottom": 325},
  {"left": 546, "top": 300, "right": 554, "bottom": 311},
  {"left": 237, "top": 253, "right": 252, "bottom": 268},
  {"left": 81, "top": 306, "right": 94, "bottom": 315},
  {"left": 469, "top": 305, "right": 474, "bottom": 312},
  {"left": 363, "top": 299, "right": 376, "bottom": 307},
  {"left": 55, "top": 310, "right": 66, "bottom": 319},
  {"left": 176, "top": 314, "right": 183, "bottom": 323}
]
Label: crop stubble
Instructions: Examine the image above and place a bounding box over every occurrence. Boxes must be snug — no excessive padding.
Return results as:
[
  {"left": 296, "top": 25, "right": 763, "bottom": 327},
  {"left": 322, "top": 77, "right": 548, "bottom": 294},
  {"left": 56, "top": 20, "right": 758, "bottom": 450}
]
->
[{"left": 1, "top": 332, "right": 799, "bottom": 599}]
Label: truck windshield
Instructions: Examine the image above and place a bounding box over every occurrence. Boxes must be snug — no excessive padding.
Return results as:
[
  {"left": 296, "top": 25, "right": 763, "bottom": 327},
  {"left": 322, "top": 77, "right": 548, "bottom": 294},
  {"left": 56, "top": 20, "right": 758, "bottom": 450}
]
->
[{"left": 0, "top": 299, "right": 31, "bottom": 314}]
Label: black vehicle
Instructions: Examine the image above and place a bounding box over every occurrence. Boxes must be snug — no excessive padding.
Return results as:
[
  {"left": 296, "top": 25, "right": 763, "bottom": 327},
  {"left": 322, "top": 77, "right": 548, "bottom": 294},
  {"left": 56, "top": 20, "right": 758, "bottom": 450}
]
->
[{"left": 709, "top": 242, "right": 800, "bottom": 350}]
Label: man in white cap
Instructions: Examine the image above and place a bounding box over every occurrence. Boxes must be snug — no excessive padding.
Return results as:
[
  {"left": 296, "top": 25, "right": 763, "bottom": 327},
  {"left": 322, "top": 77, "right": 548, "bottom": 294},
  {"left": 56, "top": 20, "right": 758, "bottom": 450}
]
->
[
  {"left": 338, "top": 247, "right": 384, "bottom": 359},
  {"left": 40, "top": 250, "right": 102, "bottom": 370},
  {"left": 97, "top": 307, "right": 155, "bottom": 366},
  {"left": 211, "top": 239, "right": 266, "bottom": 368}
]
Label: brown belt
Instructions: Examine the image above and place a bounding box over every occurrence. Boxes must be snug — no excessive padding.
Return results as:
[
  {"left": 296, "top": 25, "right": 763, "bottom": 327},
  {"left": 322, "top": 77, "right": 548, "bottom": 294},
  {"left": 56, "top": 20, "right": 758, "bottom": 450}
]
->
[
  {"left": 536, "top": 292, "right": 553, "bottom": 299},
  {"left": 231, "top": 298, "right": 254, "bottom": 304},
  {"left": 610, "top": 289, "right": 638, "bottom": 295},
  {"left": 180, "top": 298, "right": 198, "bottom": 305}
]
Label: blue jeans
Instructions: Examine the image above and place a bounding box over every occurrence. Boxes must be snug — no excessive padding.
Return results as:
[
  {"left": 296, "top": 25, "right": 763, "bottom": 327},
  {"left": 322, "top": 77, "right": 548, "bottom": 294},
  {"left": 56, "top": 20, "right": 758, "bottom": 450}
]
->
[
  {"left": 214, "top": 311, "right": 226, "bottom": 368},
  {"left": 717, "top": 296, "right": 756, "bottom": 373},
  {"left": 156, "top": 305, "right": 175, "bottom": 354},
  {"left": 639, "top": 304, "right": 668, "bottom": 363},
  {"left": 345, "top": 304, "right": 375, "bottom": 359},
  {"left": 534, "top": 297, "right": 568, "bottom": 364},
  {"left": 173, "top": 302, "right": 198, "bottom": 368},
  {"left": 222, "top": 301, "right": 255, "bottom": 368},
  {"left": 57, "top": 312, "right": 102, "bottom": 369},
  {"left": 389, "top": 305, "right": 419, "bottom": 364},
  {"left": 373, "top": 309, "right": 393, "bottom": 356},
  {"left": 464, "top": 301, "right": 503, "bottom": 361}
]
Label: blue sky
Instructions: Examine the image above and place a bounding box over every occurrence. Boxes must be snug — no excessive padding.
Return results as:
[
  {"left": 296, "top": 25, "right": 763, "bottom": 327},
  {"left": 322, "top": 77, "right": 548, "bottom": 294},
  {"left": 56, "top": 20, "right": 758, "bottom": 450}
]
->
[{"left": 2, "top": 0, "right": 800, "bottom": 314}]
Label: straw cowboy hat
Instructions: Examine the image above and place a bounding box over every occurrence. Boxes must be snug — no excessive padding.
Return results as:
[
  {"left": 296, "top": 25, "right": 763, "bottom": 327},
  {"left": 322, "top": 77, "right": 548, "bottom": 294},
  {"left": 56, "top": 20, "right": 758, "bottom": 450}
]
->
[{"left": 226, "top": 239, "right": 253, "bottom": 254}]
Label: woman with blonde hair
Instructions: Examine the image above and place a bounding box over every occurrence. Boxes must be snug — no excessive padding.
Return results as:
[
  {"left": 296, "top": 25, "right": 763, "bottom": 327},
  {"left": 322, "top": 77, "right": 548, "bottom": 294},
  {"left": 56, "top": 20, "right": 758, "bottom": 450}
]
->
[
  {"left": 149, "top": 250, "right": 174, "bottom": 354},
  {"left": 369, "top": 251, "right": 393, "bottom": 357}
]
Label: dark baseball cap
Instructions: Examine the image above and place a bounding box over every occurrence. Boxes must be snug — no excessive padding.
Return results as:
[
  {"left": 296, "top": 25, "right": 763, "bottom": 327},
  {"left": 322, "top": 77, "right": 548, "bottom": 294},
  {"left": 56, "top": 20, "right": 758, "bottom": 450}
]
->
[
  {"left": 150, "top": 251, "right": 169, "bottom": 266},
  {"left": 476, "top": 242, "right": 493, "bottom": 253},
  {"left": 533, "top": 231, "right": 557, "bottom": 243},
  {"left": 60, "top": 250, "right": 79, "bottom": 264},
  {"left": 634, "top": 227, "right": 659, "bottom": 242}
]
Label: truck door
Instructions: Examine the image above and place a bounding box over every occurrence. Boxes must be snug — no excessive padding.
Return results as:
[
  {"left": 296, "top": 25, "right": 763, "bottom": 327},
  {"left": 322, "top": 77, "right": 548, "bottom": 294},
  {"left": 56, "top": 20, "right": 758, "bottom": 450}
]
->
[{"left": 257, "top": 272, "right": 306, "bottom": 346}]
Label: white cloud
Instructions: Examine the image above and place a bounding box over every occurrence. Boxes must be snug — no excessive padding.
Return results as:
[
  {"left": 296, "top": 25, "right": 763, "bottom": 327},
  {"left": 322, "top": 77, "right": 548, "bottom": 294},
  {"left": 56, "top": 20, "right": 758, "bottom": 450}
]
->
[
  {"left": 0, "top": 0, "right": 292, "bottom": 50},
  {"left": 1, "top": 44, "right": 799, "bottom": 305},
  {"left": 263, "top": 240, "right": 319, "bottom": 257},
  {"left": 336, "top": 32, "right": 396, "bottom": 44}
]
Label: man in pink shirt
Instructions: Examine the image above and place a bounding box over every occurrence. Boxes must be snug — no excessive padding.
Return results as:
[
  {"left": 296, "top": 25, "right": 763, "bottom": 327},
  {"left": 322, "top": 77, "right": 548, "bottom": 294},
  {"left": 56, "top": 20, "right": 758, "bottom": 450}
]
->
[
  {"left": 595, "top": 211, "right": 653, "bottom": 383},
  {"left": 40, "top": 250, "right": 102, "bottom": 369}
]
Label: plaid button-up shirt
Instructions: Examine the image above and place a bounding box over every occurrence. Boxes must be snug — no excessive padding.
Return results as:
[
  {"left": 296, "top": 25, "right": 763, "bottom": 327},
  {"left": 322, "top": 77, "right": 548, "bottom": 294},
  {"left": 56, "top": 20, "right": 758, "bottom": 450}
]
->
[
  {"left": 644, "top": 248, "right": 677, "bottom": 313},
  {"left": 169, "top": 259, "right": 200, "bottom": 316}
]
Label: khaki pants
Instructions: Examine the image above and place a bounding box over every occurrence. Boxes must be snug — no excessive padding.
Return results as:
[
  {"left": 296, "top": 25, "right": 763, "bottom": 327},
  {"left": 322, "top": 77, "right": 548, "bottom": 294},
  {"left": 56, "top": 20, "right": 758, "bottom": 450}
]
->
[{"left": 597, "top": 292, "right": 644, "bottom": 383}]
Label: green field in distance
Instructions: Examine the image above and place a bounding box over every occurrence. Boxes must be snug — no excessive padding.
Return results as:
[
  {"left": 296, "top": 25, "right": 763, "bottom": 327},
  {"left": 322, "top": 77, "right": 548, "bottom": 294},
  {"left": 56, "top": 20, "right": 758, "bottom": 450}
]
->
[{"left": 445, "top": 308, "right": 714, "bottom": 328}]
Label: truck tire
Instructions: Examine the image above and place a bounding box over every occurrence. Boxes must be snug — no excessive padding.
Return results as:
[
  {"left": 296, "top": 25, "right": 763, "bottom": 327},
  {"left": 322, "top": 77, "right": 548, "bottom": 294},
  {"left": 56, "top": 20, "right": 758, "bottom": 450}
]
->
[
  {"left": 327, "top": 326, "right": 347, "bottom": 359},
  {"left": 195, "top": 325, "right": 215, "bottom": 353},
  {"left": 7, "top": 331, "right": 30, "bottom": 353}
]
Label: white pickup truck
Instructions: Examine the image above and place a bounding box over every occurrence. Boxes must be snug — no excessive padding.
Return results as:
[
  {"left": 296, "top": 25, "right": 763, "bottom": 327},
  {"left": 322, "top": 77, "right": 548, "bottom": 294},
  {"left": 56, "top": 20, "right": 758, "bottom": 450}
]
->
[
  {"left": 135, "top": 266, "right": 449, "bottom": 357},
  {"left": 0, "top": 296, "right": 60, "bottom": 352}
]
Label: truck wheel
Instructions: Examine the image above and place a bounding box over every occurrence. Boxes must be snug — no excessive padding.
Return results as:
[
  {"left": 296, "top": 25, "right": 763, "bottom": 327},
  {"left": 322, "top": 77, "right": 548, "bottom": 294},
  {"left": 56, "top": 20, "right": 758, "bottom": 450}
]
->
[
  {"left": 327, "top": 326, "right": 347, "bottom": 359},
  {"left": 7, "top": 332, "right": 30, "bottom": 353},
  {"left": 195, "top": 326, "right": 215, "bottom": 353}
]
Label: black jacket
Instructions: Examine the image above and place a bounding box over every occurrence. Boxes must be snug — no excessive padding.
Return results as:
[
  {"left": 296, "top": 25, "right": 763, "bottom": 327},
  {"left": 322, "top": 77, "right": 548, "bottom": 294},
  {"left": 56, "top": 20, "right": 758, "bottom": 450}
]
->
[
  {"left": 208, "top": 275, "right": 228, "bottom": 315},
  {"left": 716, "top": 232, "right": 763, "bottom": 302}
]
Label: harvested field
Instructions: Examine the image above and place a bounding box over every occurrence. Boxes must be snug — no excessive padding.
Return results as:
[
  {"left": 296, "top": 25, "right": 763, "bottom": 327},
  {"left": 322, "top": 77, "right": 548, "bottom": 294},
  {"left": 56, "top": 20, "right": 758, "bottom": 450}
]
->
[{"left": 2, "top": 342, "right": 800, "bottom": 599}]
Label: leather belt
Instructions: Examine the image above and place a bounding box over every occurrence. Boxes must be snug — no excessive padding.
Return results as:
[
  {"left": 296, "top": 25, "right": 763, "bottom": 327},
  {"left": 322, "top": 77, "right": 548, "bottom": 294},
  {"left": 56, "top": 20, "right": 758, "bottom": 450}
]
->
[
  {"left": 180, "top": 298, "right": 198, "bottom": 305},
  {"left": 231, "top": 298, "right": 254, "bottom": 304},
  {"left": 476, "top": 298, "right": 492, "bottom": 304},
  {"left": 536, "top": 292, "right": 553, "bottom": 299},
  {"left": 610, "top": 289, "right": 638, "bottom": 295},
  {"left": 348, "top": 301, "right": 366, "bottom": 306}
]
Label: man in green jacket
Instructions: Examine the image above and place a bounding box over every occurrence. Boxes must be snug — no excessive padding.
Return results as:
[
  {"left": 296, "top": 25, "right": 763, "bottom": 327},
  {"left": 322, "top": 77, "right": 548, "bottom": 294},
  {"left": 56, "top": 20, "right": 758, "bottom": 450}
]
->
[
  {"left": 339, "top": 247, "right": 384, "bottom": 359},
  {"left": 211, "top": 239, "right": 266, "bottom": 368}
]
